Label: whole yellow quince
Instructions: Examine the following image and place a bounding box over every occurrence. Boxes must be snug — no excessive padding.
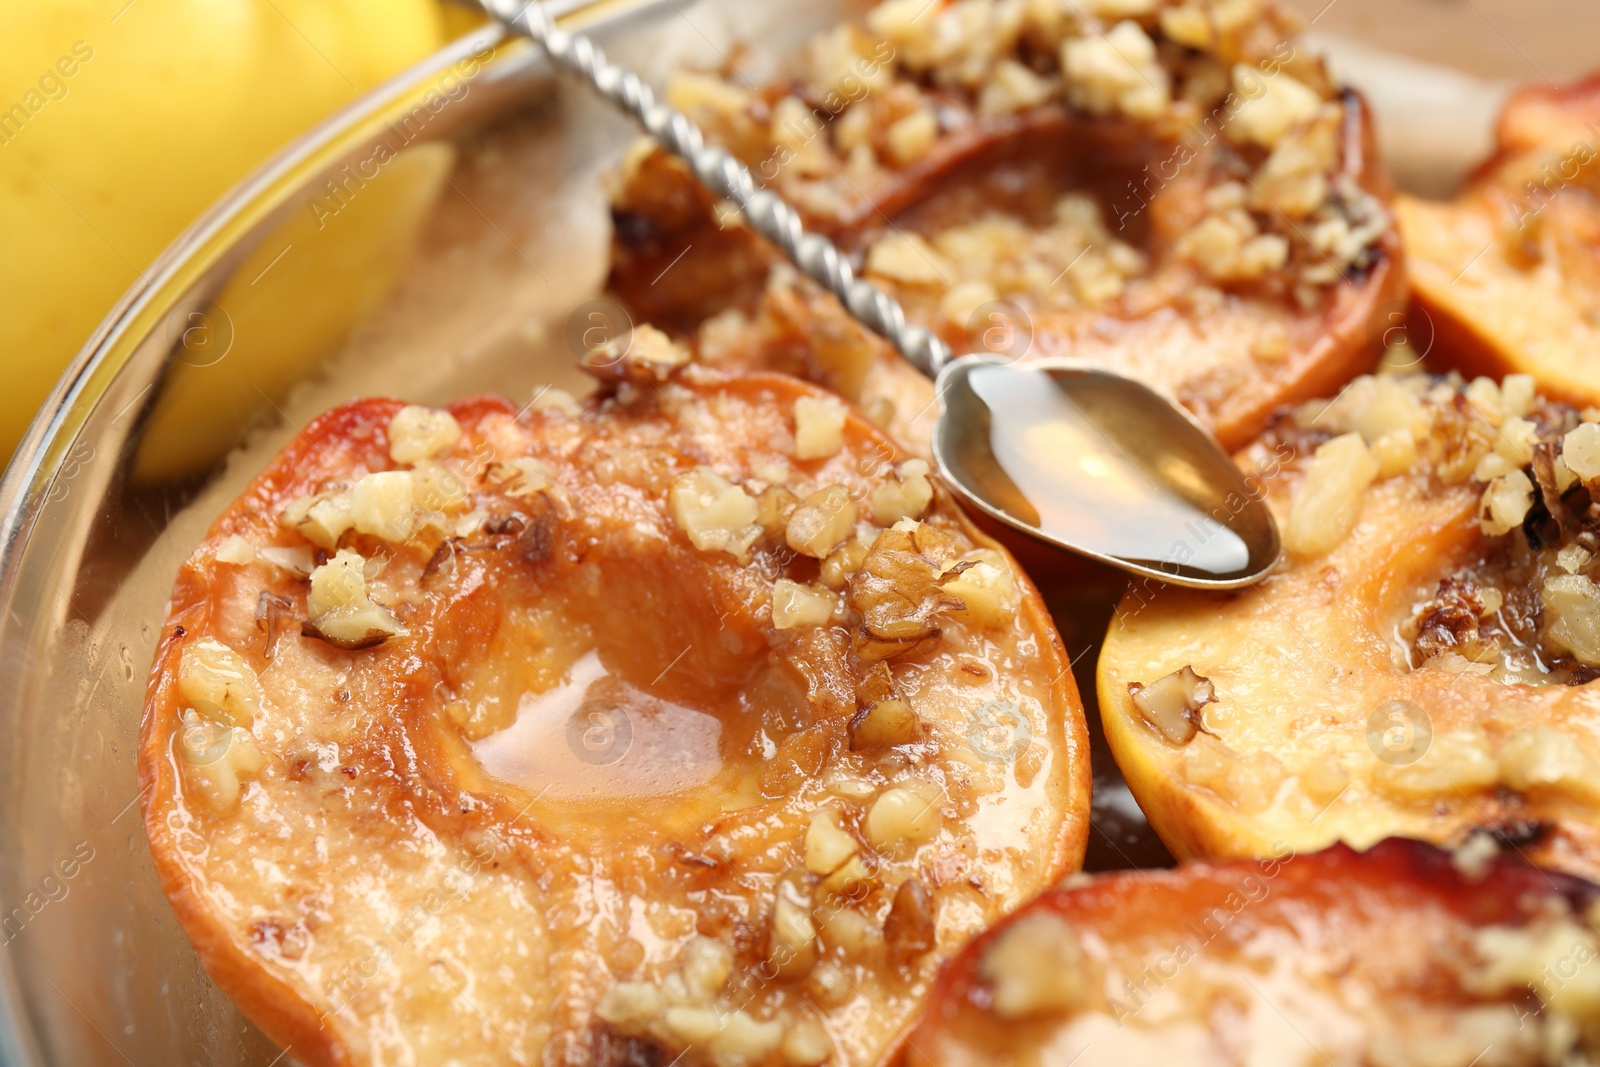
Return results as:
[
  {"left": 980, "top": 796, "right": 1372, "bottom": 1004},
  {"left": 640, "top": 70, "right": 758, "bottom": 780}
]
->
[{"left": 0, "top": 0, "right": 446, "bottom": 469}]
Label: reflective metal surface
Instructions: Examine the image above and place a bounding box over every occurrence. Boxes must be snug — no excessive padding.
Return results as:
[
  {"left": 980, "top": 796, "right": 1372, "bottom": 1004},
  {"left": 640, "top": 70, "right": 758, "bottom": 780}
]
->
[
  {"left": 0, "top": 1, "right": 862, "bottom": 1062},
  {"left": 933, "top": 358, "right": 1281, "bottom": 589}
]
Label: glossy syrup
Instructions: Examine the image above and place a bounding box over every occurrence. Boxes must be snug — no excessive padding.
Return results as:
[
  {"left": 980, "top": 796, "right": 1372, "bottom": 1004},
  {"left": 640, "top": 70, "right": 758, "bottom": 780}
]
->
[
  {"left": 470, "top": 650, "right": 725, "bottom": 805},
  {"left": 937, "top": 362, "right": 1274, "bottom": 584}
]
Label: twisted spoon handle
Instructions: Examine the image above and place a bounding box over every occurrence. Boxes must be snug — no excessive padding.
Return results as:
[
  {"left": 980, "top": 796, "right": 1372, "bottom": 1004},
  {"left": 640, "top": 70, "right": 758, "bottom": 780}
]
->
[{"left": 480, "top": 0, "right": 953, "bottom": 378}]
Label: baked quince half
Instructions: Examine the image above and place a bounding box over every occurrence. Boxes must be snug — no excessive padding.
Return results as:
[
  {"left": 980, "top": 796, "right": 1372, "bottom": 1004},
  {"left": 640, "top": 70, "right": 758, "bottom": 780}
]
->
[
  {"left": 904, "top": 837, "right": 1600, "bottom": 1066},
  {"left": 1099, "top": 369, "right": 1600, "bottom": 880},
  {"left": 138, "top": 332, "right": 1089, "bottom": 1066},
  {"left": 610, "top": 0, "right": 1402, "bottom": 452},
  {"left": 1399, "top": 75, "right": 1600, "bottom": 406}
]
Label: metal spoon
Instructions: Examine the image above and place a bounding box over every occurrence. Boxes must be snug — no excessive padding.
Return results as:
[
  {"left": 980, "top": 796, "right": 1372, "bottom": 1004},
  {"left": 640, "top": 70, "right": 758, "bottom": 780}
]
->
[{"left": 475, "top": 0, "right": 1281, "bottom": 588}]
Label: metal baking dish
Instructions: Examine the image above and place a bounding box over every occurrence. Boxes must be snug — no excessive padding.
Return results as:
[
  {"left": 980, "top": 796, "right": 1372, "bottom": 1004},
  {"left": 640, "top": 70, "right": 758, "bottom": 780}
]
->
[{"left": 0, "top": 0, "right": 1573, "bottom": 1063}]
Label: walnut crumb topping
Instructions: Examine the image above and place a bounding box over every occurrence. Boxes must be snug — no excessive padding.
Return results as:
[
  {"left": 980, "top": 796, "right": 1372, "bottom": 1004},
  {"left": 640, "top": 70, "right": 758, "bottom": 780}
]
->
[
  {"left": 302, "top": 548, "right": 406, "bottom": 650},
  {"left": 848, "top": 521, "right": 970, "bottom": 660},
  {"left": 387, "top": 405, "right": 461, "bottom": 465},
  {"left": 1129, "top": 665, "right": 1216, "bottom": 744},
  {"left": 1285, "top": 372, "right": 1600, "bottom": 685},
  {"left": 979, "top": 912, "right": 1090, "bottom": 1019},
  {"left": 669, "top": 467, "right": 762, "bottom": 561}
]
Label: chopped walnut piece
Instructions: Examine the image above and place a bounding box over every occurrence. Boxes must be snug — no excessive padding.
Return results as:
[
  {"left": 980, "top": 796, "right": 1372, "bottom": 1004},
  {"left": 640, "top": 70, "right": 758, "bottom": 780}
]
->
[
  {"left": 348, "top": 471, "right": 423, "bottom": 544},
  {"left": 1252, "top": 320, "right": 1290, "bottom": 362},
  {"left": 786, "top": 485, "right": 858, "bottom": 558},
  {"left": 1129, "top": 665, "right": 1216, "bottom": 745},
  {"left": 1499, "top": 374, "right": 1535, "bottom": 418},
  {"left": 883, "top": 878, "right": 937, "bottom": 965},
  {"left": 1498, "top": 417, "right": 1539, "bottom": 468},
  {"left": 259, "top": 545, "right": 316, "bottom": 576},
  {"left": 682, "top": 936, "right": 732, "bottom": 998},
  {"left": 805, "top": 809, "right": 860, "bottom": 877},
  {"left": 1178, "top": 210, "right": 1289, "bottom": 282},
  {"left": 1479, "top": 470, "right": 1535, "bottom": 537},
  {"left": 979, "top": 912, "right": 1090, "bottom": 1019},
  {"left": 214, "top": 534, "right": 254, "bottom": 564},
  {"left": 940, "top": 279, "right": 998, "bottom": 328},
  {"left": 489, "top": 457, "right": 557, "bottom": 499},
  {"left": 941, "top": 550, "right": 1021, "bottom": 628},
  {"left": 595, "top": 982, "right": 661, "bottom": 1029},
  {"left": 1286, "top": 432, "right": 1380, "bottom": 557},
  {"left": 1370, "top": 429, "right": 1419, "bottom": 478},
  {"left": 819, "top": 853, "right": 873, "bottom": 899},
  {"left": 669, "top": 466, "right": 762, "bottom": 561},
  {"left": 1339, "top": 374, "right": 1432, "bottom": 444},
  {"left": 386, "top": 405, "right": 461, "bottom": 465},
  {"left": 806, "top": 22, "right": 893, "bottom": 97},
  {"left": 178, "top": 638, "right": 264, "bottom": 727},
  {"left": 664, "top": 1006, "right": 721, "bottom": 1046},
  {"left": 855, "top": 663, "right": 895, "bottom": 707},
  {"left": 818, "top": 902, "right": 883, "bottom": 963},
  {"left": 302, "top": 549, "right": 407, "bottom": 650},
  {"left": 848, "top": 522, "right": 968, "bottom": 657},
  {"left": 528, "top": 386, "right": 581, "bottom": 416},
  {"left": 1469, "top": 916, "right": 1600, "bottom": 1020},
  {"left": 1228, "top": 66, "right": 1322, "bottom": 148},
  {"left": 1412, "top": 576, "right": 1490, "bottom": 664},
  {"left": 1541, "top": 575, "right": 1600, "bottom": 666},
  {"left": 979, "top": 59, "right": 1054, "bottom": 116},
  {"left": 771, "top": 874, "right": 819, "bottom": 978},
  {"left": 772, "top": 578, "right": 837, "bottom": 630},
  {"left": 1531, "top": 446, "right": 1579, "bottom": 542},
  {"left": 711, "top": 1013, "right": 785, "bottom": 1064},
  {"left": 771, "top": 96, "right": 836, "bottom": 177},
  {"left": 1565, "top": 423, "right": 1600, "bottom": 483},
  {"left": 665, "top": 70, "right": 750, "bottom": 120},
  {"left": 870, "top": 459, "right": 934, "bottom": 526},
  {"left": 807, "top": 962, "right": 852, "bottom": 1008},
  {"left": 1465, "top": 376, "right": 1508, "bottom": 427},
  {"left": 411, "top": 460, "right": 473, "bottom": 519},
  {"left": 782, "top": 1019, "right": 833, "bottom": 1067},
  {"left": 176, "top": 707, "right": 264, "bottom": 813},
  {"left": 755, "top": 485, "right": 800, "bottom": 540},
  {"left": 865, "top": 232, "right": 952, "bottom": 286},
  {"left": 1090, "top": 0, "right": 1159, "bottom": 13},
  {"left": 1061, "top": 21, "right": 1170, "bottom": 122},
  {"left": 585, "top": 322, "right": 690, "bottom": 383},
  {"left": 284, "top": 465, "right": 446, "bottom": 549},
  {"left": 820, "top": 529, "right": 873, "bottom": 589},
  {"left": 1251, "top": 105, "right": 1340, "bottom": 218},
  {"left": 849, "top": 697, "right": 919, "bottom": 750},
  {"left": 865, "top": 783, "right": 941, "bottom": 855},
  {"left": 886, "top": 107, "right": 938, "bottom": 165},
  {"left": 793, "top": 395, "right": 848, "bottom": 460}
]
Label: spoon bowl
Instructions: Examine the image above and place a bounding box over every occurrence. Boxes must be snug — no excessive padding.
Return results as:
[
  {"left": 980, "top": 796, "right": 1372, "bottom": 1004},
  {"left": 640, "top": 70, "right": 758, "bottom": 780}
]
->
[{"left": 932, "top": 357, "right": 1281, "bottom": 589}]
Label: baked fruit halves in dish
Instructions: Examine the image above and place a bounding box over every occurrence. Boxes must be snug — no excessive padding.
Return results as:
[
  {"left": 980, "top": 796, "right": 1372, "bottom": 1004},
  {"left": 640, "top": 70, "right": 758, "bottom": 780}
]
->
[
  {"left": 1099, "top": 369, "right": 1600, "bottom": 880},
  {"left": 138, "top": 334, "right": 1090, "bottom": 1066},
  {"left": 610, "top": 0, "right": 1402, "bottom": 452},
  {"left": 905, "top": 838, "right": 1600, "bottom": 1066},
  {"left": 1400, "top": 75, "right": 1600, "bottom": 407}
]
